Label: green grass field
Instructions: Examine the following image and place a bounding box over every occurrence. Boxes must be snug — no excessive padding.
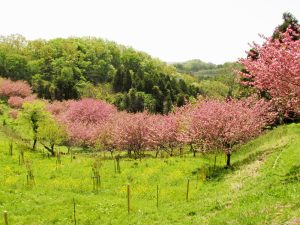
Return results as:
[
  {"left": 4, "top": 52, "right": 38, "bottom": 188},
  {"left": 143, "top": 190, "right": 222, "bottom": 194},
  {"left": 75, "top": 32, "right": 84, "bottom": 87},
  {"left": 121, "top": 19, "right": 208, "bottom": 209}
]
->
[{"left": 0, "top": 112, "right": 299, "bottom": 224}]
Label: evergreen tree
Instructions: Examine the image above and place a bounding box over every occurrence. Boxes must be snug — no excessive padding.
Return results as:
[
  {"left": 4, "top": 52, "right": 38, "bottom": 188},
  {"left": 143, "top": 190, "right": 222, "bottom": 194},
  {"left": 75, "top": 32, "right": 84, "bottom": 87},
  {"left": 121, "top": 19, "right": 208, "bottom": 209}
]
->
[
  {"left": 122, "top": 70, "right": 132, "bottom": 92},
  {"left": 112, "top": 68, "right": 124, "bottom": 92},
  {"left": 163, "top": 91, "right": 172, "bottom": 114},
  {"left": 273, "top": 12, "right": 299, "bottom": 40},
  {"left": 152, "top": 86, "right": 164, "bottom": 113}
]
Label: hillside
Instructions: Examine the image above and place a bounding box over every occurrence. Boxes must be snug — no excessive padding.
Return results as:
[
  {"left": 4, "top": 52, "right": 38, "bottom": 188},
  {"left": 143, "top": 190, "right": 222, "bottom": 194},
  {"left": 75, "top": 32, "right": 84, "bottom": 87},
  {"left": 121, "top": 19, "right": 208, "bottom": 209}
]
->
[
  {"left": 172, "top": 60, "right": 239, "bottom": 79},
  {"left": 0, "top": 104, "right": 299, "bottom": 225},
  {"left": 172, "top": 60, "right": 251, "bottom": 99},
  {"left": 0, "top": 35, "right": 201, "bottom": 114}
]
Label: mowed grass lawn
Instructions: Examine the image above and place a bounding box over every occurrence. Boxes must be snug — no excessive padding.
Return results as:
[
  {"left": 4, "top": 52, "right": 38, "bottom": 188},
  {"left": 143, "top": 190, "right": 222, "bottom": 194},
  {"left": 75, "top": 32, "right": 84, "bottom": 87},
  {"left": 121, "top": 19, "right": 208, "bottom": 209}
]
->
[{"left": 0, "top": 123, "right": 299, "bottom": 225}]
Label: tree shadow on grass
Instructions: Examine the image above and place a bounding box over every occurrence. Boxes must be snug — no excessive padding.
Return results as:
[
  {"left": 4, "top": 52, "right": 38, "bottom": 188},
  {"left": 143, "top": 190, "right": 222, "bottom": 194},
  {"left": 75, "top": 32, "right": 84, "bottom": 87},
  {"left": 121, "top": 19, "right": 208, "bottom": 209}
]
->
[
  {"left": 205, "top": 148, "right": 275, "bottom": 181},
  {"left": 281, "top": 165, "right": 300, "bottom": 183}
]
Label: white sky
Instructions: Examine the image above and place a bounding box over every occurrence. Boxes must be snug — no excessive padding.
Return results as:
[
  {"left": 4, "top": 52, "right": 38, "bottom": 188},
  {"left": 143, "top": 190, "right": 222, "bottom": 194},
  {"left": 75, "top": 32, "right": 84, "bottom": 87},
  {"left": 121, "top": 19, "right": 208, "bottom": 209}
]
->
[{"left": 1, "top": 0, "right": 300, "bottom": 64}]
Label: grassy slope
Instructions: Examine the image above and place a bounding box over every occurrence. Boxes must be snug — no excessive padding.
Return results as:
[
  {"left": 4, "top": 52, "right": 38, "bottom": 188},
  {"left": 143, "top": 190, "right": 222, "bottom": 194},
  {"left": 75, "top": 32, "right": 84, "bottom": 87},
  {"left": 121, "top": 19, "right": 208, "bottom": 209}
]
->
[{"left": 0, "top": 116, "right": 299, "bottom": 224}]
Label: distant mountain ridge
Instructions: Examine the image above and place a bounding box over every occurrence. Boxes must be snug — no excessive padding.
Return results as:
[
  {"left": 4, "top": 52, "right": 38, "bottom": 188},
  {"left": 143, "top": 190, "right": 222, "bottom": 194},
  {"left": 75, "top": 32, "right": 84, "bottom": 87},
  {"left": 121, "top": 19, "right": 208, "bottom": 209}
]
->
[{"left": 171, "top": 59, "right": 238, "bottom": 79}]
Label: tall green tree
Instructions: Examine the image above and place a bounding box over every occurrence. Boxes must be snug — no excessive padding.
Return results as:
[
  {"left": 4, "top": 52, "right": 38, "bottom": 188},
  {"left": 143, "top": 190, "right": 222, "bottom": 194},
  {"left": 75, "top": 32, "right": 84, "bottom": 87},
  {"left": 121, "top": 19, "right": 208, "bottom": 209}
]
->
[{"left": 19, "top": 101, "right": 48, "bottom": 150}]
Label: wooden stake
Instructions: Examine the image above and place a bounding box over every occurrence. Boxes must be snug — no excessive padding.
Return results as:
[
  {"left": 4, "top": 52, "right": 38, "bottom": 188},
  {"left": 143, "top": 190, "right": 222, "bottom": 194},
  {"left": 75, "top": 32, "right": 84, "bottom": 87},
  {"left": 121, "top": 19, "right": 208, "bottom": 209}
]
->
[
  {"left": 3, "top": 211, "right": 8, "bottom": 225},
  {"left": 196, "top": 172, "right": 199, "bottom": 189},
  {"left": 156, "top": 185, "right": 159, "bottom": 208},
  {"left": 116, "top": 156, "right": 121, "bottom": 173},
  {"left": 21, "top": 151, "right": 24, "bottom": 163},
  {"left": 113, "top": 158, "right": 117, "bottom": 174},
  {"left": 9, "top": 143, "right": 13, "bottom": 156},
  {"left": 73, "top": 198, "right": 76, "bottom": 225},
  {"left": 213, "top": 154, "right": 217, "bottom": 171},
  {"left": 127, "top": 185, "right": 130, "bottom": 214},
  {"left": 92, "top": 176, "right": 95, "bottom": 191},
  {"left": 186, "top": 179, "right": 190, "bottom": 202}
]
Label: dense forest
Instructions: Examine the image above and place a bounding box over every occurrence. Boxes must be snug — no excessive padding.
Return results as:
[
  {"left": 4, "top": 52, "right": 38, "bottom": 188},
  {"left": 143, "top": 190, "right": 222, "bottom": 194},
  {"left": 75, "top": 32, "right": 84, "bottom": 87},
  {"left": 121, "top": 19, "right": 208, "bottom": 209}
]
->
[{"left": 0, "top": 37, "right": 201, "bottom": 113}]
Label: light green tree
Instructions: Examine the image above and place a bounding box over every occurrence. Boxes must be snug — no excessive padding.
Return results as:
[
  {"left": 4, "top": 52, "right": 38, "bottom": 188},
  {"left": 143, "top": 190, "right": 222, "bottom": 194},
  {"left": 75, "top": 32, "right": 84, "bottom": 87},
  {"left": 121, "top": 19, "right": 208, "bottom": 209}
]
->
[
  {"left": 37, "top": 117, "right": 67, "bottom": 156},
  {"left": 19, "top": 101, "right": 48, "bottom": 150}
]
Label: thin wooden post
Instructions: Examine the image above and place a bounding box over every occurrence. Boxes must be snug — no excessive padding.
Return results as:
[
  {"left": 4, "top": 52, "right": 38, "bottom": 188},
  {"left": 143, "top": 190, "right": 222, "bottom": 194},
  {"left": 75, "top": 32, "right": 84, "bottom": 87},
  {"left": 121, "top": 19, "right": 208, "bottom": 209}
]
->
[
  {"left": 196, "top": 172, "right": 199, "bottom": 189},
  {"left": 9, "top": 143, "right": 13, "bottom": 156},
  {"left": 92, "top": 176, "right": 95, "bottom": 191},
  {"left": 73, "top": 198, "right": 77, "bottom": 225},
  {"left": 113, "top": 159, "right": 117, "bottom": 174},
  {"left": 213, "top": 154, "right": 217, "bottom": 171},
  {"left": 57, "top": 151, "right": 61, "bottom": 165},
  {"left": 127, "top": 185, "right": 130, "bottom": 214},
  {"left": 116, "top": 156, "right": 121, "bottom": 173},
  {"left": 156, "top": 185, "right": 159, "bottom": 208},
  {"left": 3, "top": 211, "right": 8, "bottom": 225},
  {"left": 21, "top": 151, "right": 24, "bottom": 163},
  {"left": 98, "top": 175, "right": 101, "bottom": 188},
  {"left": 186, "top": 179, "right": 190, "bottom": 202}
]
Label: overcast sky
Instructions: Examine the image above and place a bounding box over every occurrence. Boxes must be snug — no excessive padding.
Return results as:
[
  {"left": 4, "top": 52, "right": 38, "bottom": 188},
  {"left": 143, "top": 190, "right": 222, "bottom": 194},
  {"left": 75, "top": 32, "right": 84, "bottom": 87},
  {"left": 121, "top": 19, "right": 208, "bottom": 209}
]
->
[{"left": 1, "top": 0, "right": 300, "bottom": 64}]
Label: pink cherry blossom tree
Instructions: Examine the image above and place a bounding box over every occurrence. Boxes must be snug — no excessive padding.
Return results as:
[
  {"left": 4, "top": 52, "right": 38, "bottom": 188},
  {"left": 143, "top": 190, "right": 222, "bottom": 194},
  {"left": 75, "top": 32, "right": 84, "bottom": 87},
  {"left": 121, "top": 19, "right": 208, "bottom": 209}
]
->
[
  {"left": 95, "top": 117, "right": 118, "bottom": 156},
  {"left": 112, "top": 112, "right": 150, "bottom": 158},
  {"left": 174, "top": 103, "right": 202, "bottom": 157},
  {"left": 8, "top": 95, "right": 36, "bottom": 108},
  {"left": 239, "top": 26, "right": 300, "bottom": 120},
  {"left": 45, "top": 100, "right": 75, "bottom": 116},
  {"left": 183, "top": 98, "right": 274, "bottom": 167},
  {"left": 146, "top": 113, "right": 182, "bottom": 157},
  {"left": 57, "top": 98, "right": 117, "bottom": 147},
  {"left": 0, "top": 78, "right": 32, "bottom": 98}
]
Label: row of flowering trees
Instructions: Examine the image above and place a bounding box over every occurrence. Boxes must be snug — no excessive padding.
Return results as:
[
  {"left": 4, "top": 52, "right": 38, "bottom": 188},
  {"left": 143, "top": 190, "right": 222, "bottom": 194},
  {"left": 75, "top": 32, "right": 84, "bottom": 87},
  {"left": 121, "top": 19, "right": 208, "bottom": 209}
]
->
[
  {"left": 0, "top": 77, "right": 275, "bottom": 167},
  {"left": 44, "top": 97, "right": 274, "bottom": 167}
]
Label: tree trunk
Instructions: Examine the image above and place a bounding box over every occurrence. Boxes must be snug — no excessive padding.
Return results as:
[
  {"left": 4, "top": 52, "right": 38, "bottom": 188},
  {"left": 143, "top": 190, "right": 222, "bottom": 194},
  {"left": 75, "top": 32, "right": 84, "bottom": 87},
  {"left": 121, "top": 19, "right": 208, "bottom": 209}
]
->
[
  {"left": 42, "top": 143, "right": 55, "bottom": 156},
  {"left": 190, "top": 144, "right": 196, "bottom": 157},
  {"left": 213, "top": 154, "right": 217, "bottom": 171},
  {"left": 51, "top": 144, "right": 55, "bottom": 156},
  {"left": 155, "top": 150, "right": 159, "bottom": 158},
  {"left": 226, "top": 153, "right": 231, "bottom": 168},
  {"left": 179, "top": 147, "right": 183, "bottom": 157},
  {"left": 32, "top": 138, "right": 37, "bottom": 151}
]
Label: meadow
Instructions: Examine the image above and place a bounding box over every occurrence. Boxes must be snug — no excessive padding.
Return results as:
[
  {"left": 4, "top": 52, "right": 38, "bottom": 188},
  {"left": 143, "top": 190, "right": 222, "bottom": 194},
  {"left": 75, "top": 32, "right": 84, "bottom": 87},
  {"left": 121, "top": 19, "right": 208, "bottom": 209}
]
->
[{"left": 0, "top": 122, "right": 299, "bottom": 225}]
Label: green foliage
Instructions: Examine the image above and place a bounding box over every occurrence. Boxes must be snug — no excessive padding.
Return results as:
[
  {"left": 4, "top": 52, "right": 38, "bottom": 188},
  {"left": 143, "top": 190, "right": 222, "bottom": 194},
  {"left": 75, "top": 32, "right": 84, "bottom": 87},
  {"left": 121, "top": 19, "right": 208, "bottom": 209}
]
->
[
  {"left": 173, "top": 59, "right": 216, "bottom": 74},
  {"left": 197, "top": 80, "right": 229, "bottom": 99},
  {"left": 163, "top": 91, "right": 173, "bottom": 114},
  {"left": 173, "top": 60, "right": 254, "bottom": 99},
  {"left": 114, "top": 89, "right": 157, "bottom": 113},
  {"left": 37, "top": 117, "right": 67, "bottom": 156},
  {"left": 0, "top": 36, "right": 199, "bottom": 113},
  {"left": 18, "top": 101, "right": 49, "bottom": 150}
]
